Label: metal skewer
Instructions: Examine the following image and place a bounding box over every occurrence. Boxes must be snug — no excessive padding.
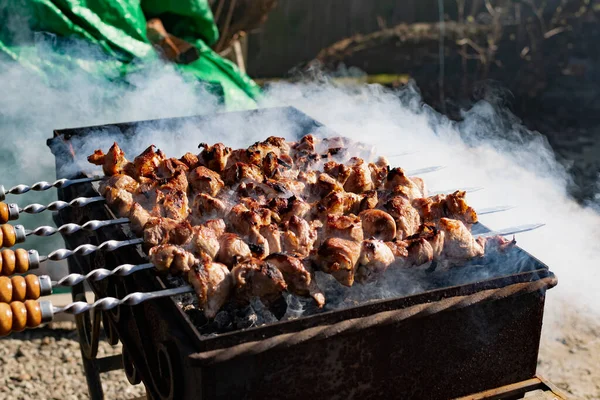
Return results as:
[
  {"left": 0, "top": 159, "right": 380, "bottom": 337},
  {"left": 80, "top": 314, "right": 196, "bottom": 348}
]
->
[
  {"left": 51, "top": 285, "right": 193, "bottom": 316},
  {"left": 406, "top": 166, "right": 445, "bottom": 175},
  {"left": 38, "top": 238, "right": 144, "bottom": 263},
  {"left": 23, "top": 218, "right": 129, "bottom": 237},
  {"left": 429, "top": 187, "right": 484, "bottom": 196},
  {"left": 474, "top": 223, "right": 545, "bottom": 238},
  {"left": 0, "top": 177, "right": 104, "bottom": 201},
  {"left": 53, "top": 263, "right": 154, "bottom": 287}
]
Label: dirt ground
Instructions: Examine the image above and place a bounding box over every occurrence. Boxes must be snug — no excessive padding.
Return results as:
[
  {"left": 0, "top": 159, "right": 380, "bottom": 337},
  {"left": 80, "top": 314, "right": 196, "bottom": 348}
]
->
[{"left": 538, "top": 296, "right": 600, "bottom": 400}]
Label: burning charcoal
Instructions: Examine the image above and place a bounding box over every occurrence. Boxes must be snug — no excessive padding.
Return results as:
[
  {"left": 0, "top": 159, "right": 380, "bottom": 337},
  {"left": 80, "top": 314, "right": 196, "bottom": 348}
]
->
[
  {"left": 249, "top": 297, "right": 279, "bottom": 325},
  {"left": 233, "top": 305, "right": 258, "bottom": 330}
]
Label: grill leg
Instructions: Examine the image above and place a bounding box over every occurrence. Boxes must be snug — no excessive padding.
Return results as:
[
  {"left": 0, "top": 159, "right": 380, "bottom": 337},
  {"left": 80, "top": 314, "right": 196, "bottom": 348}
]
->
[{"left": 70, "top": 262, "right": 105, "bottom": 400}]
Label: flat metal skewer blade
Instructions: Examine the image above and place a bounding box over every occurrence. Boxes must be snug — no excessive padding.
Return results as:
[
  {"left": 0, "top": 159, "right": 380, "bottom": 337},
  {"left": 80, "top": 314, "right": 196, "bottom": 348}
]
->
[
  {"left": 429, "top": 187, "right": 484, "bottom": 196},
  {"left": 475, "top": 223, "right": 545, "bottom": 237},
  {"left": 39, "top": 237, "right": 144, "bottom": 263},
  {"left": 53, "top": 263, "right": 155, "bottom": 287},
  {"left": 476, "top": 205, "right": 515, "bottom": 215},
  {"left": 385, "top": 151, "right": 416, "bottom": 158},
  {"left": 406, "top": 165, "right": 445, "bottom": 176}
]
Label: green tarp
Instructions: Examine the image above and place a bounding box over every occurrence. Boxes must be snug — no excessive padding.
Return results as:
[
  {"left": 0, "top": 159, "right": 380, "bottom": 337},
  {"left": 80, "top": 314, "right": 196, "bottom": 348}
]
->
[{"left": 0, "top": 0, "right": 261, "bottom": 109}]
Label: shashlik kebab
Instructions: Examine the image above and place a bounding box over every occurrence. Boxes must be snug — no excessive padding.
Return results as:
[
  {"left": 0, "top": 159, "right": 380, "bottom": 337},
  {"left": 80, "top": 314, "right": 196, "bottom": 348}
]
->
[{"left": 84, "top": 135, "right": 520, "bottom": 319}]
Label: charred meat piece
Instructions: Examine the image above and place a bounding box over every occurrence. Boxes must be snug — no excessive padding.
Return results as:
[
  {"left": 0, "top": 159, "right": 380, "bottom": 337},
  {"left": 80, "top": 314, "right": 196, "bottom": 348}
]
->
[
  {"left": 360, "top": 190, "right": 378, "bottom": 211},
  {"left": 188, "top": 257, "right": 233, "bottom": 319},
  {"left": 188, "top": 166, "right": 224, "bottom": 196},
  {"left": 216, "top": 233, "right": 252, "bottom": 268},
  {"left": 222, "top": 162, "right": 263, "bottom": 186},
  {"left": 133, "top": 145, "right": 166, "bottom": 179},
  {"left": 157, "top": 158, "right": 188, "bottom": 178},
  {"left": 265, "top": 253, "right": 325, "bottom": 307},
  {"left": 231, "top": 258, "right": 288, "bottom": 305},
  {"left": 88, "top": 142, "right": 131, "bottom": 176},
  {"left": 143, "top": 218, "right": 192, "bottom": 247},
  {"left": 319, "top": 191, "right": 362, "bottom": 216},
  {"left": 359, "top": 209, "right": 397, "bottom": 241},
  {"left": 356, "top": 239, "right": 395, "bottom": 283},
  {"left": 316, "top": 238, "right": 361, "bottom": 287},
  {"left": 291, "top": 134, "right": 316, "bottom": 159},
  {"left": 198, "top": 142, "right": 232, "bottom": 172},
  {"left": 156, "top": 188, "right": 189, "bottom": 221},
  {"left": 268, "top": 196, "right": 311, "bottom": 223},
  {"left": 323, "top": 161, "right": 352, "bottom": 185},
  {"left": 149, "top": 245, "right": 197, "bottom": 275}
]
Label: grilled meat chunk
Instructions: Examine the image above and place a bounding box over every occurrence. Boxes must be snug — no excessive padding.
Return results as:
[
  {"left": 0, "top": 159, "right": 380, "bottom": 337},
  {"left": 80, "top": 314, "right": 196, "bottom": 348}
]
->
[
  {"left": 359, "top": 209, "right": 397, "bottom": 241},
  {"left": 129, "top": 203, "right": 151, "bottom": 235},
  {"left": 438, "top": 218, "right": 484, "bottom": 261},
  {"left": 104, "top": 187, "right": 134, "bottom": 217},
  {"left": 385, "top": 168, "right": 426, "bottom": 199},
  {"left": 223, "top": 162, "right": 263, "bottom": 186},
  {"left": 88, "top": 142, "right": 131, "bottom": 176},
  {"left": 143, "top": 218, "right": 192, "bottom": 247},
  {"left": 382, "top": 195, "right": 421, "bottom": 239},
  {"left": 323, "top": 214, "right": 363, "bottom": 243},
  {"left": 99, "top": 174, "right": 138, "bottom": 196},
  {"left": 412, "top": 190, "right": 477, "bottom": 227},
  {"left": 198, "top": 142, "right": 232, "bottom": 172},
  {"left": 188, "top": 166, "right": 224, "bottom": 196},
  {"left": 133, "top": 145, "right": 165, "bottom": 179},
  {"left": 231, "top": 258, "right": 288, "bottom": 305},
  {"left": 265, "top": 253, "right": 325, "bottom": 307},
  {"left": 356, "top": 239, "right": 395, "bottom": 283},
  {"left": 149, "top": 245, "right": 197, "bottom": 275},
  {"left": 316, "top": 238, "right": 361, "bottom": 287},
  {"left": 344, "top": 157, "right": 374, "bottom": 194},
  {"left": 216, "top": 233, "right": 252, "bottom": 268},
  {"left": 190, "top": 193, "right": 228, "bottom": 223},
  {"left": 282, "top": 216, "right": 320, "bottom": 257},
  {"left": 188, "top": 257, "right": 233, "bottom": 319}
]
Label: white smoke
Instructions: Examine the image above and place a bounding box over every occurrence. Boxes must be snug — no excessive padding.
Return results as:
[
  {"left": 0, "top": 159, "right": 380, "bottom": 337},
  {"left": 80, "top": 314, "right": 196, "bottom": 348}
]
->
[{"left": 1, "top": 40, "right": 598, "bottom": 394}]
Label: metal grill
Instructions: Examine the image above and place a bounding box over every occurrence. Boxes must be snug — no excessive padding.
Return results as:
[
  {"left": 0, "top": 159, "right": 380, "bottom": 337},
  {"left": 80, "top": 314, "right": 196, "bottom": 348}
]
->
[{"left": 15, "top": 107, "right": 555, "bottom": 399}]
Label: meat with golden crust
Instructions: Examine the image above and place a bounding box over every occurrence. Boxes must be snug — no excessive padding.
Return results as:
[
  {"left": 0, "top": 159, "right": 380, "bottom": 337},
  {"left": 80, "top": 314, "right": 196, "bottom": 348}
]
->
[
  {"left": 198, "top": 142, "right": 232, "bottom": 172},
  {"left": 438, "top": 218, "right": 484, "bottom": 261},
  {"left": 222, "top": 162, "right": 263, "bottom": 186},
  {"left": 412, "top": 190, "right": 478, "bottom": 227},
  {"left": 385, "top": 168, "right": 426, "bottom": 200},
  {"left": 282, "top": 216, "right": 320, "bottom": 257},
  {"left": 382, "top": 195, "right": 421, "bottom": 239},
  {"left": 188, "top": 166, "right": 224, "bottom": 196},
  {"left": 344, "top": 157, "right": 374, "bottom": 194},
  {"left": 143, "top": 218, "right": 192, "bottom": 247},
  {"left": 87, "top": 142, "right": 131, "bottom": 176},
  {"left": 99, "top": 174, "right": 138, "bottom": 196}
]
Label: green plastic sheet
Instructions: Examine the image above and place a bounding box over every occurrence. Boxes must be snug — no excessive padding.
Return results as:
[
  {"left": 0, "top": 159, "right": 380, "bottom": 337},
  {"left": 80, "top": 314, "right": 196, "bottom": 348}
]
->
[{"left": 0, "top": 0, "right": 261, "bottom": 109}]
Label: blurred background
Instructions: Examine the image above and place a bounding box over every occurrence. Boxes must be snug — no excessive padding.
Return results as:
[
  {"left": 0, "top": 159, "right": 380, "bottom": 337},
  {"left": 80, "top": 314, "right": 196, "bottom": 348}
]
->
[{"left": 0, "top": 0, "right": 598, "bottom": 399}]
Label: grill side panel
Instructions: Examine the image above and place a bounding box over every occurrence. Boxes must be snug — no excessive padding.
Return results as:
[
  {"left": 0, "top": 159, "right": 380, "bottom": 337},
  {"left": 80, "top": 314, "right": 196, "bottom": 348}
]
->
[{"left": 197, "top": 289, "right": 546, "bottom": 400}]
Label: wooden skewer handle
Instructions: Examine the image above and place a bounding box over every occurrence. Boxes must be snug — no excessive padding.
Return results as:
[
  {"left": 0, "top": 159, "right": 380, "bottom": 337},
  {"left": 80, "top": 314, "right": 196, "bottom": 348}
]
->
[
  {"left": 0, "top": 203, "right": 19, "bottom": 224},
  {"left": 0, "top": 249, "right": 39, "bottom": 276},
  {"left": 0, "top": 224, "right": 26, "bottom": 249},
  {"left": 0, "top": 300, "right": 52, "bottom": 336},
  {"left": 0, "top": 274, "right": 52, "bottom": 302}
]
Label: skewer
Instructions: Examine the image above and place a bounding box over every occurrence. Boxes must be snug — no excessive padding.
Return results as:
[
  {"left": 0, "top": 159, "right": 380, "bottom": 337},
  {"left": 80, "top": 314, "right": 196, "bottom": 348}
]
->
[
  {"left": 406, "top": 166, "right": 445, "bottom": 175},
  {"left": 0, "top": 200, "right": 514, "bottom": 249},
  {"left": 0, "top": 177, "right": 104, "bottom": 201},
  {"left": 428, "top": 187, "right": 484, "bottom": 196},
  {"left": 0, "top": 263, "right": 155, "bottom": 303},
  {"left": 474, "top": 223, "right": 545, "bottom": 237},
  {"left": 0, "top": 286, "right": 192, "bottom": 336},
  {"left": 39, "top": 238, "right": 144, "bottom": 263}
]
